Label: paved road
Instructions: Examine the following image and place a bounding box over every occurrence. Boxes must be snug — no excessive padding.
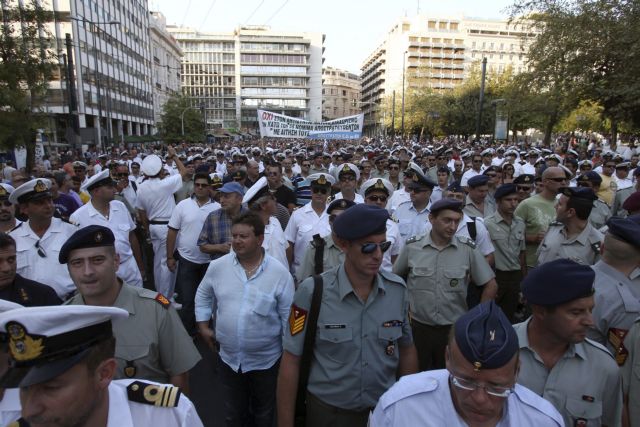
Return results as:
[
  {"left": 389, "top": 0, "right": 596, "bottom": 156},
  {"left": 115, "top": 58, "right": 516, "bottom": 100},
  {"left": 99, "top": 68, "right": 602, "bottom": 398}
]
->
[{"left": 189, "top": 337, "right": 224, "bottom": 426}]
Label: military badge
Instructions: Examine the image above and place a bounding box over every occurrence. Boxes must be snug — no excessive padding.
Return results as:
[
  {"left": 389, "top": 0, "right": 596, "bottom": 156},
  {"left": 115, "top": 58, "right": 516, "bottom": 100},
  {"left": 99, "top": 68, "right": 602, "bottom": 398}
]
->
[
  {"left": 317, "top": 175, "right": 327, "bottom": 185},
  {"left": 124, "top": 361, "right": 136, "bottom": 378},
  {"left": 608, "top": 327, "right": 629, "bottom": 365},
  {"left": 288, "top": 304, "right": 307, "bottom": 336},
  {"left": 450, "top": 279, "right": 459, "bottom": 287},
  {"left": 7, "top": 322, "right": 44, "bottom": 362},
  {"left": 154, "top": 293, "right": 170, "bottom": 309},
  {"left": 33, "top": 180, "right": 47, "bottom": 193},
  {"left": 385, "top": 341, "right": 395, "bottom": 356}
]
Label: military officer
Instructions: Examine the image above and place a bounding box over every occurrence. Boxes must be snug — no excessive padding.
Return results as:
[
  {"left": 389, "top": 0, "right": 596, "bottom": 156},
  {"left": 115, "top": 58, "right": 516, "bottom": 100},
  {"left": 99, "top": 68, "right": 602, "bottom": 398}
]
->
[
  {"left": 463, "top": 175, "right": 495, "bottom": 218},
  {"left": 611, "top": 167, "right": 640, "bottom": 217},
  {"left": 483, "top": 184, "right": 526, "bottom": 322},
  {"left": 70, "top": 169, "right": 144, "bottom": 287},
  {"left": 393, "top": 170, "right": 436, "bottom": 243},
  {"left": 386, "top": 162, "right": 422, "bottom": 215},
  {"left": 0, "top": 305, "right": 204, "bottom": 426},
  {"left": 393, "top": 198, "right": 498, "bottom": 371},
  {"left": 513, "top": 173, "right": 534, "bottom": 201},
  {"left": 589, "top": 217, "right": 640, "bottom": 365},
  {"left": 8, "top": 178, "right": 77, "bottom": 299},
  {"left": 370, "top": 301, "right": 564, "bottom": 427},
  {"left": 536, "top": 187, "right": 603, "bottom": 266},
  {"left": 331, "top": 163, "right": 363, "bottom": 204},
  {"left": 0, "top": 299, "right": 22, "bottom": 427},
  {"left": 576, "top": 171, "right": 612, "bottom": 229},
  {"left": 61, "top": 225, "right": 201, "bottom": 393},
  {"left": 296, "top": 199, "right": 354, "bottom": 282},
  {"left": 277, "top": 204, "right": 418, "bottom": 427},
  {"left": 514, "top": 259, "right": 623, "bottom": 427},
  {"left": 360, "top": 178, "right": 403, "bottom": 271}
]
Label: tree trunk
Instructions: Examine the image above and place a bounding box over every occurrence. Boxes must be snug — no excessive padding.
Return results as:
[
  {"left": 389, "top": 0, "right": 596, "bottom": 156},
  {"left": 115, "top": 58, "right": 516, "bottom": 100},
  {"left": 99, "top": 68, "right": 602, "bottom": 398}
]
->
[
  {"left": 611, "top": 118, "right": 618, "bottom": 146},
  {"left": 543, "top": 110, "right": 559, "bottom": 146},
  {"left": 25, "top": 129, "right": 36, "bottom": 174}
]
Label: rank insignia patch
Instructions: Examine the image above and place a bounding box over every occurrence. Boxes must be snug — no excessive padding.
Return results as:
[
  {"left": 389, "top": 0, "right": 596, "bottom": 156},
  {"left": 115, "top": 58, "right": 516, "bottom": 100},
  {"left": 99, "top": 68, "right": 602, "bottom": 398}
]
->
[
  {"left": 288, "top": 304, "right": 307, "bottom": 336},
  {"left": 608, "top": 328, "right": 629, "bottom": 366},
  {"left": 154, "top": 293, "right": 170, "bottom": 309}
]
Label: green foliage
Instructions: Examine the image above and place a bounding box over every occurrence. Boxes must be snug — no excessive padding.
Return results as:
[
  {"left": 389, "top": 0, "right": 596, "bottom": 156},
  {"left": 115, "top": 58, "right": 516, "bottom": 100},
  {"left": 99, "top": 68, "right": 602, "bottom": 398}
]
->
[
  {"left": 0, "top": 0, "right": 56, "bottom": 169},
  {"left": 156, "top": 93, "right": 205, "bottom": 144}
]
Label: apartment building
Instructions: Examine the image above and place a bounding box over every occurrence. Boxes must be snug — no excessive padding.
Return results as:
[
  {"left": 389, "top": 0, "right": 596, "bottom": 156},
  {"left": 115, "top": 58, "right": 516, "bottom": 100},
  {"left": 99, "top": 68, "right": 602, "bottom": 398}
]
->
[{"left": 322, "top": 66, "right": 361, "bottom": 120}]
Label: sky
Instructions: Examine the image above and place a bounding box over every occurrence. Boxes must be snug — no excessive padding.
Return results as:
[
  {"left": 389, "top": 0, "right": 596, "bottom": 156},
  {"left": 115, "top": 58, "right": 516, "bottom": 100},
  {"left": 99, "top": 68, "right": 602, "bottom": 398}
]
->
[{"left": 151, "top": 0, "right": 513, "bottom": 74}]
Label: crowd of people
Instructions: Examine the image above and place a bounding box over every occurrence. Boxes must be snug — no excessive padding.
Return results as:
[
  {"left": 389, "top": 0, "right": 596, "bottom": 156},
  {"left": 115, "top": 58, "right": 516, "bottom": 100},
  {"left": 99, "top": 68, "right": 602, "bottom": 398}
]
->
[{"left": 0, "top": 134, "right": 638, "bottom": 426}]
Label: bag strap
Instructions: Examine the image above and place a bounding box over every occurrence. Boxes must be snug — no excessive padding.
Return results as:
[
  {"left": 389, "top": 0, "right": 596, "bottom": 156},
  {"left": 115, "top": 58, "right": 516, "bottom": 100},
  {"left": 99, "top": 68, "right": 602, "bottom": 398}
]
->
[
  {"left": 311, "top": 234, "right": 325, "bottom": 275},
  {"left": 295, "top": 274, "right": 323, "bottom": 415},
  {"left": 467, "top": 216, "right": 477, "bottom": 241}
]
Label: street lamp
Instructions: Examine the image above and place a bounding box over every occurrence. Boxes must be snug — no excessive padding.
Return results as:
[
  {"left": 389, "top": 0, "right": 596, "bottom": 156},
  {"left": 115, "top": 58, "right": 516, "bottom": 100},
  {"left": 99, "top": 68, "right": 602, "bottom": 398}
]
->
[
  {"left": 70, "top": 17, "right": 120, "bottom": 151},
  {"left": 401, "top": 51, "right": 408, "bottom": 137}
]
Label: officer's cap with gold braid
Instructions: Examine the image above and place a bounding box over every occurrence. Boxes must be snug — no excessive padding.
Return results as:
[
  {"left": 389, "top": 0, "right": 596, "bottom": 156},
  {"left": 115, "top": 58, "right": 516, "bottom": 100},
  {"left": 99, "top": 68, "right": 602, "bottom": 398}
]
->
[
  {"left": 59, "top": 225, "right": 115, "bottom": 264},
  {"left": 0, "top": 305, "right": 128, "bottom": 388},
  {"left": 0, "top": 183, "right": 15, "bottom": 201},
  {"left": 308, "top": 173, "right": 336, "bottom": 188},
  {"left": 9, "top": 179, "right": 51, "bottom": 205},
  {"left": 360, "top": 178, "right": 394, "bottom": 197},
  {"left": 454, "top": 301, "right": 518, "bottom": 370},
  {"left": 334, "top": 162, "right": 360, "bottom": 181}
]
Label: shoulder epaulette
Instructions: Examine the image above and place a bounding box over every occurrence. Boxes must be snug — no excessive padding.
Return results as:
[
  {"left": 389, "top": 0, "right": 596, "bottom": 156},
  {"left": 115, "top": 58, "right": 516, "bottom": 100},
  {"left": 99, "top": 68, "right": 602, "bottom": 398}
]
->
[
  {"left": 326, "top": 195, "right": 335, "bottom": 203},
  {"left": 127, "top": 381, "right": 181, "bottom": 407},
  {"left": 549, "top": 221, "right": 563, "bottom": 226},
  {"left": 457, "top": 235, "right": 476, "bottom": 249},
  {"left": 591, "top": 241, "right": 602, "bottom": 254},
  {"left": 154, "top": 293, "right": 171, "bottom": 309},
  {"left": 584, "top": 337, "right": 616, "bottom": 360},
  {"left": 406, "top": 235, "right": 420, "bottom": 244}
]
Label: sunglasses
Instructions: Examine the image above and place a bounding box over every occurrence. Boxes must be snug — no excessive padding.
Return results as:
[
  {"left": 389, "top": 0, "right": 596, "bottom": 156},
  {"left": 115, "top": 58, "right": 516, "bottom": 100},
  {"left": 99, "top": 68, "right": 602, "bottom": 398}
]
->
[
  {"left": 577, "top": 182, "right": 591, "bottom": 187},
  {"left": 360, "top": 241, "right": 392, "bottom": 254},
  {"left": 546, "top": 177, "right": 567, "bottom": 182},
  {"left": 485, "top": 174, "right": 497, "bottom": 178},
  {"left": 366, "top": 195, "right": 388, "bottom": 203},
  {"left": 35, "top": 240, "right": 47, "bottom": 258},
  {"left": 311, "top": 187, "right": 328, "bottom": 194},
  {"left": 340, "top": 176, "right": 356, "bottom": 182},
  {"left": 517, "top": 185, "right": 532, "bottom": 191}
]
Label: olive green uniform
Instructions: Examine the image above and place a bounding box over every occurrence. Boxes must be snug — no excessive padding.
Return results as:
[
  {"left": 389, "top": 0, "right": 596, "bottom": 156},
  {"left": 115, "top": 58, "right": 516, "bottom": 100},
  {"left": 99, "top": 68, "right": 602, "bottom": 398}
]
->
[
  {"left": 536, "top": 222, "right": 603, "bottom": 266},
  {"left": 296, "top": 234, "right": 344, "bottom": 282}
]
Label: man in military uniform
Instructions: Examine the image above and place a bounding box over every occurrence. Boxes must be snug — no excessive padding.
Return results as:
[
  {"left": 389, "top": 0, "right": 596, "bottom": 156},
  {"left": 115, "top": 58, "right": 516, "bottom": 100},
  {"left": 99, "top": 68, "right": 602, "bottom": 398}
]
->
[
  {"left": 62, "top": 225, "right": 201, "bottom": 393},
  {"left": 514, "top": 259, "right": 623, "bottom": 427},
  {"left": 513, "top": 174, "right": 534, "bottom": 201},
  {"left": 463, "top": 175, "right": 495, "bottom": 218},
  {"left": 536, "top": 187, "right": 603, "bottom": 266},
  {"left": 576, "top": 171, "right": 612, "bottom": 229},
  {"left": 611, "top": 167, "right": 640, "bottom": 217},
  {"left": 370, "top": 301, "right": 564, "bottom": 427},
  {"left": 277, "top": 204, "right": 418, "bottom": 427},
  {"left": 393, "top": 198, "right": 498, "bottom": 371},
  {"left": 393, "top": 170, "right": 436, "bottom": 243},
  {"left": 0, "top": 305, "right": 203, "bottom": 426},
  {"left": 8, "top": 178, "right": 78, "bottom": 299},
  {"left": 0, "top": 233, "right": 60, "bottom": 306},
  {"left": 589, "top": 217, "right": 640, "bottom": 366},
  {"left": 296, "top": 199, "right": 355, "bottom": 282},
  {"left": 331, "top": 163, "right": 363, "bottom": 204},
  {"left": 622, "top": 318, "right": 640, "bottom": 426},
  {"left": 483, "top": 184, "right": 526, "bottom": 322}
]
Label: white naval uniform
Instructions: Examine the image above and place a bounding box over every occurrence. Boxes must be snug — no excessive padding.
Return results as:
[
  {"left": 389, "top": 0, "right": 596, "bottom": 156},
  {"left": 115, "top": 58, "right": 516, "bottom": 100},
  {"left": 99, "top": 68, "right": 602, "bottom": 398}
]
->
[
  {"left": 106, "top": 379, "right": 204, "bottom": 427},
  {"left": 461, "top": 169, "right": 482, "bottom": 187},
  {"left": 263, "top": 216, "right": 289, "bottom": 268},
  {"left": 0, "top": 388, "right": 20, "bottom": 426},
  {"left": 386, "top": 188, "right": 410, "bottom": 215},
  {"left": 332, "top": 192, "right": 364, "bottom": 204},
  {"left": 369, "top": 370, "right": 564, "bottom": 427},
  {"left": 382, "top": 219, "right": 403, "bottom": 272},
  {"left": 135, "top": 174, "right": 183, "bottom": 298},
  {"left": 284, "top": 203, "right": 331, "bottom": 279},
  {"left": 10, "top": 218, "right": 77, "bottom": 298},
  {"left": 70, "top": 200, "right": 143, "bottom": 287}
]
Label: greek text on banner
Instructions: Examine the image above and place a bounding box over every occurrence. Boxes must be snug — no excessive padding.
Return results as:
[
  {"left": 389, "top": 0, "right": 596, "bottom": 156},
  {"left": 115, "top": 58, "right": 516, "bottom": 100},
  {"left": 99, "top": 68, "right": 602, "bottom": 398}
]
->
[{"left": 257, "top": 110, "right": 363, "bottom": 139}]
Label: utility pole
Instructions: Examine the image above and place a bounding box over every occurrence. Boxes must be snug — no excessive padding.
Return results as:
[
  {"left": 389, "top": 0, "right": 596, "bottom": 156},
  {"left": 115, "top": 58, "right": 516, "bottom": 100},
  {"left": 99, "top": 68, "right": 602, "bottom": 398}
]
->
[
  {"left": 65, "top": 33, "right": 80, "bottom": 150},
  {"left": 401, "top": 51, "right": 407, "bottom": 137},
  {"left": 475, "top": 57, "right": 487, "bottom": 141},
  {"left": 391, "top": 90, "right": 396, "bottom": 138}
]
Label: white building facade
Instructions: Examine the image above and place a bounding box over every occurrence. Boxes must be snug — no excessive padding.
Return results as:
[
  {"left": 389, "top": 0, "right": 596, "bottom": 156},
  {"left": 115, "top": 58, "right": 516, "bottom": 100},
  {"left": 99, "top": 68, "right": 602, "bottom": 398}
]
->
[{"left": 322, "top": 67, "right": 361, "bottom": 120}]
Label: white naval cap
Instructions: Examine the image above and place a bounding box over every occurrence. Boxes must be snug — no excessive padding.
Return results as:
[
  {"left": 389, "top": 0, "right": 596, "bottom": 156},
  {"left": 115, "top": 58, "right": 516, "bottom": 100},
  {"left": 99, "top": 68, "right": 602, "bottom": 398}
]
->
[
  {"left": 0, "top": 183, "right": 15, "bottom": 200},
  {"left": 242, "top": 176, "right": 270, "bottom": 204},
  {"left": 0, "top": 299, "right": 22, "bottom": 313},
  {"left": 141, "top": 154, "right": 163, "bottom": 176},
  {"left": 360, "top": 178, "right": 395, "bottom": 197},
  {"left": 81, "top": 169, "right": 114, "bottom": 192},
  {"left": 308, "top": 173, "right": 336, "bottom": 187},
  {"left": 72, "top": 161, "right": 88, "bottom": 169},
  {"left": 0, "top": 305, "right": 128, "bottom": 388},
  {"left": 9, "top": 178, "right": 51, "bottom": 205},
  {"left": 333, "top": 163, "right": 360, "bottom": 181}
]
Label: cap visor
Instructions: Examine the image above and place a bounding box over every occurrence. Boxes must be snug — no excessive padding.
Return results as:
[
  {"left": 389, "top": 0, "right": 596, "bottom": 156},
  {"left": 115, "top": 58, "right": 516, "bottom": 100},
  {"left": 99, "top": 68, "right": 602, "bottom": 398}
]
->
[
  {"left": 0, "top": 348, "right": 90, "bottom": 388},
  {"left": 24, "top": 191, "right": 52, "bottom": 202}
]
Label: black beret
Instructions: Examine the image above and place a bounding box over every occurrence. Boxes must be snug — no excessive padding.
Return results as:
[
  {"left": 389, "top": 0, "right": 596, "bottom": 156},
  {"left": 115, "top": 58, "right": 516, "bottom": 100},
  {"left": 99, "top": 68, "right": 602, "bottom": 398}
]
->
[
  {"left": 408, "top": 172, "right": 436, "bottom": 189},
  {"left": 606, "top": 216, "right": 640, "bottom": 248},
  {"left": 437, "top": 166, "right": 450, "bottom": 174},
  {"left": 467, "top": 175, "right": 490, "bottom": 188},
  {"left": 513, "top": 174, "right": 534, "bottom": 185},
  {"left": 494, "top": 184, "right": 518, "bottom": 200},
  {"left": 522, "top": 259, "right": 595, "bottom": 306},
  {"left": 559, "top": 186, "right": 597, "bottom": 201},
  {"left": 576, "top": 171, "right": 602, "bottom": 185},
  {"left": 446, "top": 181, "right": 464, "bottom": 194},
  {"left": 455, "top": 301, "right": 518, "bottom": 370},
  {"left": 59, "top": 225, "right": 115, "bottom": 264},
  {"left": 327, "top": 199, "right": 356, "bottom": 215},
  {"left": 332, "top": 204, "right": 388, "bottom": 240},
  {"left": 429, "top": 198, "right": 463, "bottom": 215}
]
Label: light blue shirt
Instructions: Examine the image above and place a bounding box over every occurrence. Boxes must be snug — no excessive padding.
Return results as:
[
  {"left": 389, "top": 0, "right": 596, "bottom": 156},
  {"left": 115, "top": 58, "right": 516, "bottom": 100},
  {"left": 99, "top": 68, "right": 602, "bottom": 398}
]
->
[
  {"left": 370, "top": 369, "right": 564, "bottom": 427},
  {"left": 195, "top": 252, "right": 295, "bottom": 372},
  {"left": 393, "top": 201, "right": 430, "bottom": 242}
]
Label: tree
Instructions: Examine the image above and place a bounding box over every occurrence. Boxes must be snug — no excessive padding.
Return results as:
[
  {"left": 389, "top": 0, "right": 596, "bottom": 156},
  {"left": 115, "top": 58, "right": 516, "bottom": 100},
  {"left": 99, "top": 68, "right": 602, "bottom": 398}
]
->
[
  {"left": 156, "top": 93, "right": 205, "bottom": 144},
  {"left": 0, "top": 0, "right": 56, "bottom": 171}
]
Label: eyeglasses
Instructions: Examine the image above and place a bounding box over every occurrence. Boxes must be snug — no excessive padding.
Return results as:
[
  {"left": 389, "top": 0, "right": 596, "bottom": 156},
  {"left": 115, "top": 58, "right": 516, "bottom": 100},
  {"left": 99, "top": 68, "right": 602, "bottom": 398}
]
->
[
  {"left": 311, "top": 187, "right": 328, "bottom": 194},
  {"left": 340, "top": 176, "right": 356, "bottom": 182},
  {"left": 366, "top": 195, "right": 388, "bottom": 203},
  {"left": 546, "top": 177, "right": 567, "bottom": 182},
  {"left": 516, "top": 185, "right": 532, "bottom": 191},
  {"left": 35, "top": 240, "right": 47, "bottom": 258},
  {"left": 449, "top": 374, "right": 513, "bottom": 398},
  {"left": 194, "top": 183, "right": 210, "bottom": 188},
  {"left": 360, "top": 241, "right": 392, "bottom": 254}
]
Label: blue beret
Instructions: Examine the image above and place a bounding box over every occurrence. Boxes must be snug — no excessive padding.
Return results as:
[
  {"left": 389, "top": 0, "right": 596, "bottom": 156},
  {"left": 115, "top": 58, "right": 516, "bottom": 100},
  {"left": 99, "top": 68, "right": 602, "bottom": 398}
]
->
[
  {"left": 522, "top": 259, "right": 595, "bottom": 306},
  {"left": 513, "top": 174, "right": 534, "bottom": 185},
  {"left": 494, "top": 184, "right": 518, "bottom": 200},
  {"left": 332, "top": 204, "right": 388, "bottom": 240},
  {"left": 454, "top": 301, "right": 518, "bottom": 370},
  {"left": 576, "top": 171, "right": 602, "bottom": 185},
  {"left": 559, "top": 186, "right": 597, "bottom": 201},
  {"left": 606, "top": 216, "right": 640, "bottom": 248},
  {"left": 447, "top": 180, "right": 464, "bottom": 193},
  {"left": 429, "top": 198, "right": 463, "bottom": 215},
  {"left": 327, "top": 198, "right": 356, "bottom": 215},
  {"left": 59, "top": 225, "right": 115, "bottom": 264},
  {"left": 219, "top": 182, "right": 245, "bottom": 195},
  {"left": 467, "top": 175, "right": 490, "bottom": 188}
]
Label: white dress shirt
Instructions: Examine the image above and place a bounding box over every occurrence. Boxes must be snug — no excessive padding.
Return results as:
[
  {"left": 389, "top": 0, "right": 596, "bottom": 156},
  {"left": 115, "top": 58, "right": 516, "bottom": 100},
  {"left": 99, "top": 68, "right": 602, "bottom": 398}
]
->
[
  {"left": 168, "top": 197, "right": 220, "bottom": 264},
  {"left": 284, "top": 203, "right": 331, "bottom": 276}
]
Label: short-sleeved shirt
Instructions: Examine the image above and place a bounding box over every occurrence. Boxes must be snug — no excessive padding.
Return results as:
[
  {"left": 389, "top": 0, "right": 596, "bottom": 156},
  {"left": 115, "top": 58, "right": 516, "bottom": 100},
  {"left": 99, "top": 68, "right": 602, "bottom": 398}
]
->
[
  {"left": 621, "top": 320, "right": 640, "bottom": 427},
  {"left": 370, "top": 369, "right": 564, "bottom": 427},
  {"left": 514, "top": 194, "right": 558, "bottom": 267},
  {"left": 66, "top": 284, "right": 201, "bottom": 383},
  {"left": 514, "top": 319, "right": 623, "bottom": 427},
  {"left": 292, "top": 174, "right": 311, "bottom": 206},
  {"left": 197, "top": 207, "right": 248, "bottom": 260},
  {"left": 588, "top": 199, "right": 611, "bottom": 230},
  {"left": 463, "top": 195, "right": 495, "bottom": 219},
  {"left": 536, "top": 222, "right": 603, "bottom": 266},
  {"left": 284, "top": 203, "right": 331, "bottom": 275},
  {"left": 589, "top": 260, "right": 640, "bottom": 365},
  {"left": 135, "top": 174, "right": 183, "bottom": 220},
  {"left": 168, "top": 197, "right": 220, "bottom": 264},
  {"left": 484, "top": 211, "right": 526, "bottom": 271},
  {"left": 393, "top": 201, "right": 430, "bottom": 243},
  {"left": 283, "top": 265, "right": 413, "bottom": 411},
  {"left": 393, "top": 233, "right": 495, "bottom": 326},
  {"left": 295, "top": 234, "right": 344, "bottom": 282}
]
